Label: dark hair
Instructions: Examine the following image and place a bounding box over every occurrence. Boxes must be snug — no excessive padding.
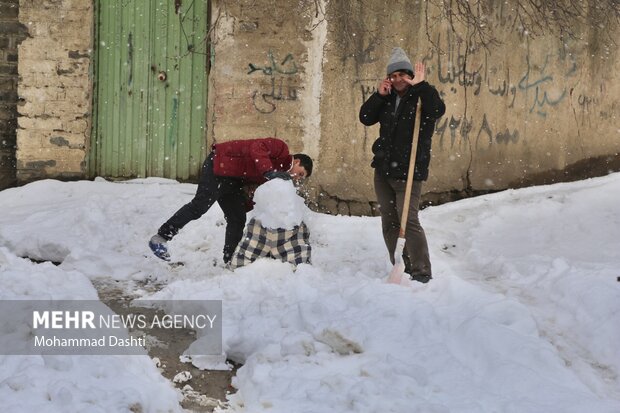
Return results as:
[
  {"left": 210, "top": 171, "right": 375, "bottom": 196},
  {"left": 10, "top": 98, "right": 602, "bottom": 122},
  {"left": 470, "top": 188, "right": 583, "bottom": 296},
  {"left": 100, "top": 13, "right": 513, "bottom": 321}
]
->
[{"left": 293, "top": 153, "right": 313, "bottom": 177}]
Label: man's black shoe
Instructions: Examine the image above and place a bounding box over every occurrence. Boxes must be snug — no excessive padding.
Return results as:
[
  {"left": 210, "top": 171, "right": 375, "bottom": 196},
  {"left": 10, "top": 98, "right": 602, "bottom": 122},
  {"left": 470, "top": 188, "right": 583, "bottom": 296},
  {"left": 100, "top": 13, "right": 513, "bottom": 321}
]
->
[{"left": 409, "top": 273, "right": 432, "bottom": 284}]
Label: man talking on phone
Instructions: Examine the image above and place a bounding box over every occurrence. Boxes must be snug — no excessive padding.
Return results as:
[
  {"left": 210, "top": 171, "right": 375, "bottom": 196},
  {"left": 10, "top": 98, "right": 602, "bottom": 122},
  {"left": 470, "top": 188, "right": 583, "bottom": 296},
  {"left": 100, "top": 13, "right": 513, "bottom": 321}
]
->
[{"left": 359, "top": 47, "right": 445, "bottom": 283}]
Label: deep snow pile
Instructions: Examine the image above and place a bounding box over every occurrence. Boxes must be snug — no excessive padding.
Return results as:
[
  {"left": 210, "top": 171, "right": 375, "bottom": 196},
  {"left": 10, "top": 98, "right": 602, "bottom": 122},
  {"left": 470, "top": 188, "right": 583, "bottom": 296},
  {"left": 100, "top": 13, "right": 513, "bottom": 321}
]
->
[
  {"left": 0, "top": 247, "right": 182, "bottom": 413},
  {"left": 0, "top": 174, "right": 618, "bottom": 413}
]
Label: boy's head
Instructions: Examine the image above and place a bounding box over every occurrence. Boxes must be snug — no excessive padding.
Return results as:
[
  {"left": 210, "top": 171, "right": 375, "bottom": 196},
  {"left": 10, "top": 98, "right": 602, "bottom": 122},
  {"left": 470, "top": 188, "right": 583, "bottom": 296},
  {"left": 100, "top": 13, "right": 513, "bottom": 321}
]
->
[{"left": 290, "top": 153, "right": 313, "bottom": 181}]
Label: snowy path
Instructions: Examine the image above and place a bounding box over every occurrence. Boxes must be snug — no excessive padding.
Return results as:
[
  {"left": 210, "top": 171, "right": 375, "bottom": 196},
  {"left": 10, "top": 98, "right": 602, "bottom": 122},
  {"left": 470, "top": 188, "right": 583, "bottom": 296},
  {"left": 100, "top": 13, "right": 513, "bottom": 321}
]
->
[{"left": 93, "top": 278, "right": 234, "bottom": 411}]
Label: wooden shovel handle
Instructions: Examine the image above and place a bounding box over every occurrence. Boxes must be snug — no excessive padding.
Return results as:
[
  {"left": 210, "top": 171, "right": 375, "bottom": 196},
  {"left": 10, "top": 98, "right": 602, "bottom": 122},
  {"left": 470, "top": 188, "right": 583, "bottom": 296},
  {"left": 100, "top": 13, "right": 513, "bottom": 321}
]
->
[{"left": 398, "top": 101, "right": 422, "bottom": 238}]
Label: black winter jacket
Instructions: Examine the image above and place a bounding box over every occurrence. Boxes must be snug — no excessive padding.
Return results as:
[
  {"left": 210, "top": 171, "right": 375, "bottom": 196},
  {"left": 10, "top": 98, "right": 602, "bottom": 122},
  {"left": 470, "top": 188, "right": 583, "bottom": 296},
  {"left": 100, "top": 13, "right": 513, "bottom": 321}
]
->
[{"left": 359, "top": 81, "right": 445, "bottom": 180}]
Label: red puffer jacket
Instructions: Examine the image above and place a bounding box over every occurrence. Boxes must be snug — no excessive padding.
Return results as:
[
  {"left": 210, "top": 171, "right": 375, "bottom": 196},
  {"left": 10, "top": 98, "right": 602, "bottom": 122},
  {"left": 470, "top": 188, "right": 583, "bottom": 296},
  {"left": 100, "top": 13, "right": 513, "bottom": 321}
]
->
[{"left": 212, "top": 138, "right": 293, "bottom": 183}]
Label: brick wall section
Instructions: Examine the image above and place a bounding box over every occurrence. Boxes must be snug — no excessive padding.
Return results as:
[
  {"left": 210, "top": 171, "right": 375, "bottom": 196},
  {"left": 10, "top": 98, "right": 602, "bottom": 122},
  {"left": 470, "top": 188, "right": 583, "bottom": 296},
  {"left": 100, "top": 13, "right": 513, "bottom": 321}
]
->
[
  {"left": 0, "top": 0, "right": 27, "bottom": 189},
  {"left": 16, "top": 0, "right": 92, "bottom": 183}
]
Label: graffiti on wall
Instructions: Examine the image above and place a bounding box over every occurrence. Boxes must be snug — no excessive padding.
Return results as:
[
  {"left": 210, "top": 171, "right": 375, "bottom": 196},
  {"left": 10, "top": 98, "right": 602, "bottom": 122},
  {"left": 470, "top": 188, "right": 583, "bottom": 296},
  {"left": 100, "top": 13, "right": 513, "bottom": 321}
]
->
[
  {"left": 358, "top": 79, "right": 519, "bottom": 149},
  {"left": 434, "top": 113, "right": 519, "bottom": 149},
  {"left": 426, "top": 31, "right": 575, "bottom": 120},
  {"left": 248, "top": 50, "right": 300, "bottom": 114},
  {"left": 358, "top": 28, "right": 584, "bottom": 151},
  {"left": 248, "top": 51, "right": 298, "bottom": 75}
]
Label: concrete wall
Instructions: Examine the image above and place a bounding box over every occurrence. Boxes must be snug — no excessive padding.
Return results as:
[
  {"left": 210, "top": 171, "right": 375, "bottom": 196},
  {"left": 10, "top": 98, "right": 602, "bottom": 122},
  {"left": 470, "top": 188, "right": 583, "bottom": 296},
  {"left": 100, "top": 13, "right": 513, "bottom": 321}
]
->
[
  {"left": 0, "top": 0, "right": 27, "bottom": 189},
  {"left": 321, "top": 0, "right": 620, "bottom": 213},
  {"left": 9, "top": 0, "right": 619, "bottom": 216},
  {"left": 209, "top": 0, "right": 620, "bottom": 215},
  {"left": 207, "top": 1, "right": 321, "bottom": 161},
  {"left": 15, "top": 0, "right": 92, "bottom": 182}
]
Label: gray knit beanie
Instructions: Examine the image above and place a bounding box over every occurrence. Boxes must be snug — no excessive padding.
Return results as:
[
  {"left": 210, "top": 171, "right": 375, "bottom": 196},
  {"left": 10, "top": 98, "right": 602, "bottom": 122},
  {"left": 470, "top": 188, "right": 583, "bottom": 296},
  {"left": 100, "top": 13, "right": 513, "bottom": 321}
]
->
[{"left": 386, "top": 47, "right": 413, "bottom": 75}]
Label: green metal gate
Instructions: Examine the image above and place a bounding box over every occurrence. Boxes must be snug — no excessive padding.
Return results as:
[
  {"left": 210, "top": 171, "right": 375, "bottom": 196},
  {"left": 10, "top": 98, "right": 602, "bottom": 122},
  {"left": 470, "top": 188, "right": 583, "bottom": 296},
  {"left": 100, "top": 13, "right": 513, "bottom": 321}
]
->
[{"left": 91, "top": 0, "right": 209, "bottom": 181}]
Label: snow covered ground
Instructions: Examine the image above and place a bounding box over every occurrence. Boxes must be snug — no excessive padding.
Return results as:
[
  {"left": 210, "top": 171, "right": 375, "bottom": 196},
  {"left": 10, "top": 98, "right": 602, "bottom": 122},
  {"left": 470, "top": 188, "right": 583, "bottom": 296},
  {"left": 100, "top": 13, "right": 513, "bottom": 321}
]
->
[{"left": 0, "top": 173, "right": 619, "bottom": 413}]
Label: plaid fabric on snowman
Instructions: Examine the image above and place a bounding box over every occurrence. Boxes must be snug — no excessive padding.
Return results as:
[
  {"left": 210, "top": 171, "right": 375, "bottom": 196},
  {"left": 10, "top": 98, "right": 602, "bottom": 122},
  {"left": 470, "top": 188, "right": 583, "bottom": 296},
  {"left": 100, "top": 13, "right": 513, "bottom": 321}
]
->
[{"left": 230, "top": 217, "right": 311, "bottom": 268}]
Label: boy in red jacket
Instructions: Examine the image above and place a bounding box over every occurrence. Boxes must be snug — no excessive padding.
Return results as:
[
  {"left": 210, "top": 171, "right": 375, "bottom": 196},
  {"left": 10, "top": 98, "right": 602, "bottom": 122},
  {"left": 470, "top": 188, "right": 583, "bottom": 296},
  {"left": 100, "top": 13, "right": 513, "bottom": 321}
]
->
[{"left": 149, "top": 138, "right": 313, "bottom": 263}]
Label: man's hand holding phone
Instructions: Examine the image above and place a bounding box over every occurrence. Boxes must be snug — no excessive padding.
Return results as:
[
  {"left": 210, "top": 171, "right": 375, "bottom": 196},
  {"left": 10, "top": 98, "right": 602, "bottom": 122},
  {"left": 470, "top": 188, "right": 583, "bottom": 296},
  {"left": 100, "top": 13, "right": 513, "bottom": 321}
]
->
[{"left": 378, "top": 77, "right": 392, "bottom": 96}]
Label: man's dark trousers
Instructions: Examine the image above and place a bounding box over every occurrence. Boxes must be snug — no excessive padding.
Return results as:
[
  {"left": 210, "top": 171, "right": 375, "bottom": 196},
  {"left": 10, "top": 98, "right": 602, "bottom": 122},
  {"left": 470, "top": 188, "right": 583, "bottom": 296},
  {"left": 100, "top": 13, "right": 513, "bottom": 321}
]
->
[{"left": 157, "top": 153, "right": 247, "bottom": 262}]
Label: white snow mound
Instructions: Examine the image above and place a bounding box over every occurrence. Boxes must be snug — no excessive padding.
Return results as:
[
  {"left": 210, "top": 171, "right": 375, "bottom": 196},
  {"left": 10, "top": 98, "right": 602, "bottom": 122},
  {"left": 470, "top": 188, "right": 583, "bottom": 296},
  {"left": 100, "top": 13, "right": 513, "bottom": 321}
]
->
[{"left": 252, "top": 179, "right": 308, "bottom": 230}]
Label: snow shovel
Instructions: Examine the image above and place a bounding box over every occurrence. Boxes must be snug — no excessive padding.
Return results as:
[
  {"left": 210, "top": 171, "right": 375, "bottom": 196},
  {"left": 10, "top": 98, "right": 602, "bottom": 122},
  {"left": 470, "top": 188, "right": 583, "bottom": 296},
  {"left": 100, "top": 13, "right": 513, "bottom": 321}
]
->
[{"left": 387, "top": 101, "right": 422, "bottom": 284}]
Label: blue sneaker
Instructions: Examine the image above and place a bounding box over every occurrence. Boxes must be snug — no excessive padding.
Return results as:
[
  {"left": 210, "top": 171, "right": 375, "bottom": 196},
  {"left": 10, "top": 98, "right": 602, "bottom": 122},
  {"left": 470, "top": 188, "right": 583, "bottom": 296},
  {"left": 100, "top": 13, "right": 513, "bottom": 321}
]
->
[{"left": 149, "top": 235, "right": 170, "bottom": 261}]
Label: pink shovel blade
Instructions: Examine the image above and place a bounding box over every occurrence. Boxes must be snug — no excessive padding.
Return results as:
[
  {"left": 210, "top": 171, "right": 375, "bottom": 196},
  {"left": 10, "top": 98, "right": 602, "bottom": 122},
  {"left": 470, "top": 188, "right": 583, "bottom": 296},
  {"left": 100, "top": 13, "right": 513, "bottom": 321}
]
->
[
  {"left": 387, "top": 237, "right": 406, "bottom": 284},
  {"left": 387, "top": 262, "right": 405, "bottom": 284}
]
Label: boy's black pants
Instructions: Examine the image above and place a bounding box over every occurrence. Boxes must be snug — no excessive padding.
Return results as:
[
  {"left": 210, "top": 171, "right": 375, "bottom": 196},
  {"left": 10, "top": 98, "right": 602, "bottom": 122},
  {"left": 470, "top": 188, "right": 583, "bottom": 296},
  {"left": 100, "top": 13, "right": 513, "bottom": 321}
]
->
[{"left": 157, "top": 153, "right": 247, "bottom": 262}]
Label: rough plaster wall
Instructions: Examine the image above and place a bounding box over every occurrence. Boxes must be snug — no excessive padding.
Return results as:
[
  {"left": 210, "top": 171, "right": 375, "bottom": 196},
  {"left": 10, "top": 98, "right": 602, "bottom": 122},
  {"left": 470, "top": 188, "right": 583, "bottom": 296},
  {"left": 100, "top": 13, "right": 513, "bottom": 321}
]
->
[
  {"left": 16, "top": 0, "right": 92, "bottom": 183},
  {"left": 318, "top": 0, "right": 620, "bottom": 214},
  {"left": 12, "top": 0, "right": 618, "bottom": 216},
  {"left": 208, "top": 0, "right": 316, "bottom": 161},
  {"left": 299, "top": 0, "right": 327, "bottom": 162}
]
